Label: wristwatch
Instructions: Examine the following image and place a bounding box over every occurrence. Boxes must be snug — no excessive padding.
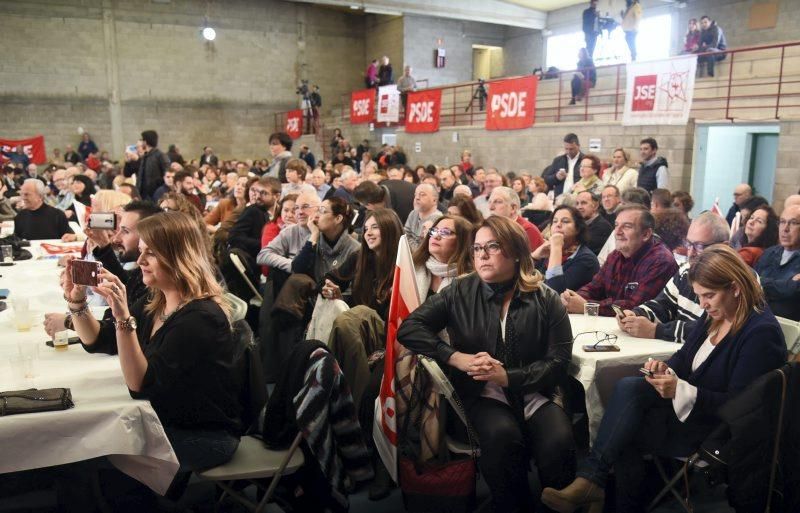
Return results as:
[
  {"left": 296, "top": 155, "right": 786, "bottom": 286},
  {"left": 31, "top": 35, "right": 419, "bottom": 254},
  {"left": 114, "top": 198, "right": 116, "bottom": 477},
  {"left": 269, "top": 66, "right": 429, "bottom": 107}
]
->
[{"left": 114, "top": 316, "right": 138, "bottom": 332}]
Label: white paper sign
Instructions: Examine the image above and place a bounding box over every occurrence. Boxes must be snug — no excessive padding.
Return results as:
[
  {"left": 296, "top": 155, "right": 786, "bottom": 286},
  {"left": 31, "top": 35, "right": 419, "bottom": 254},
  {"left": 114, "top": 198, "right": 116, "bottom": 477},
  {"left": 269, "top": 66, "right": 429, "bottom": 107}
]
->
[
  {"left": 622, "top": 55, "right": 697, "bottom": 126},
  {"left": 376, "top": 85, "right": 400, "bottom": 123}
]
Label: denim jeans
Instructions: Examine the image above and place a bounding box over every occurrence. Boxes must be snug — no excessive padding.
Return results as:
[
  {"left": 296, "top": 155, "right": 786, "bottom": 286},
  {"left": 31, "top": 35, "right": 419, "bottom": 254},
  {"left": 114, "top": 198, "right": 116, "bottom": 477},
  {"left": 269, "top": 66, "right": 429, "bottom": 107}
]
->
[
  {"left": 164, "top": 426, "right": 240, "bottom": 472},
  {"left": 577, "top": 377, "right": 709, "bottom": 512}
]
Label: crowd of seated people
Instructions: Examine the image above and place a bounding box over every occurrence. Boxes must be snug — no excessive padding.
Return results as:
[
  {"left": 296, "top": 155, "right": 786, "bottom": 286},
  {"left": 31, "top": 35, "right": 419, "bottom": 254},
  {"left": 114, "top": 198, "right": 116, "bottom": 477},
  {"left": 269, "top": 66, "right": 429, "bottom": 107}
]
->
[{"left": 2, "top": 125, "right": 798, "bottom": 512}]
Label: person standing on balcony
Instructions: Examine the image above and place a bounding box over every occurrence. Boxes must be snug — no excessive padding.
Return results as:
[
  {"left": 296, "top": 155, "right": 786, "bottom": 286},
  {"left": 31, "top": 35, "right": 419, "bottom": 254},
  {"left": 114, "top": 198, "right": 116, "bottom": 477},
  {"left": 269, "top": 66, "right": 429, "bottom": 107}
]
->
[
  {"left": 621, "top": 0, "right": 642, "bottom": 61},
  {"left": 397, "top": 65, "right": 417, "bottom": 108},
  {"left": 365, "top": 59, "right": 378, "bottom": 88},
  {"left": 378, "top": 56, "right": 393, "bottom": 86},
  {"left": 636, "top": 137, "right": 669, "bottom": 194},
  {"left": 696, "top": 15, "right": 727, "bottom": 78},
  {"left": 582, "top": 0, "right": 600, "bottom": 58}
]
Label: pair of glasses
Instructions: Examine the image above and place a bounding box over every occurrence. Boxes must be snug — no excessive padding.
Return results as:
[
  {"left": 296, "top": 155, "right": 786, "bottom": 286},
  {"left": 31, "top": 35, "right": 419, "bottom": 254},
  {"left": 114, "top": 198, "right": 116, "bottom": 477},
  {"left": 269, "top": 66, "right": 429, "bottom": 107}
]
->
[
  {"left": 574, "top": 331, "right": 619, "bottom": 350},
  {"left": 429, "top": 227, "right": 455, "bottom": 238},
  {"left": 471, "top": 241, "right": 502, "bottom": 256},
  {"left": 779, "top": 219, "right": 800, "bottom": 228},
  {"left": 253, "top": 190, "right": 270, "bottom": 197},
  {"left": 682, "top": 240, "right": 716, "bottom": 253},
  {"left": 293, "top": 204, "right": 320, "bottom": 213}
]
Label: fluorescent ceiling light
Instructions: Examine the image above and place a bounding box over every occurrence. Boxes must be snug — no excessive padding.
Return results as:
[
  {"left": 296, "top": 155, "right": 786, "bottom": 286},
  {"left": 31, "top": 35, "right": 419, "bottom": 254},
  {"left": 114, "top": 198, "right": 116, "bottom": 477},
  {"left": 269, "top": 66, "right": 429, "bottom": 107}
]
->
[{"left": 202, "top": 27, "right": 216, "bottom": 41}]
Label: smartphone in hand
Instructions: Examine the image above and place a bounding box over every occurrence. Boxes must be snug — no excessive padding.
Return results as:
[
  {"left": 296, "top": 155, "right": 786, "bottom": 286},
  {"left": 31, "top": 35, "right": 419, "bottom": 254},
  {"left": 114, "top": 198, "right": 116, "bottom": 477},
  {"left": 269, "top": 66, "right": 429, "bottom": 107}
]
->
[
  {"left": 639, "top": 367, "right": 654, "bottom": 377},
  {"left": 611, "top": 304, "right": 625, "bottom": 318},
  {"left": 71, "top": 260, "right": 103, "bottom": 287}
]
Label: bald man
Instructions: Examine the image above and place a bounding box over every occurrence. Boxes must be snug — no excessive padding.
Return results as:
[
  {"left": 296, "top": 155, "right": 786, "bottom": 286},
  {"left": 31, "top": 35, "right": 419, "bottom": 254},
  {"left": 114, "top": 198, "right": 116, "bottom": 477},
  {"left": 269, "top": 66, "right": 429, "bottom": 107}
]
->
[
  {"left": 404, "top": 183, "right": 442, "bottom": 249},
  {"left": 726, "top": 183, "right": 752, "bottom": 225},
  {"left": 755, "top": 204, "right": 800, "bottom": 321},
  {"left": 14, "top": 179, "right": 73, "bottom": 240},
  {"left": 783, "top": 194, "right": 800, "bottom": 211}
]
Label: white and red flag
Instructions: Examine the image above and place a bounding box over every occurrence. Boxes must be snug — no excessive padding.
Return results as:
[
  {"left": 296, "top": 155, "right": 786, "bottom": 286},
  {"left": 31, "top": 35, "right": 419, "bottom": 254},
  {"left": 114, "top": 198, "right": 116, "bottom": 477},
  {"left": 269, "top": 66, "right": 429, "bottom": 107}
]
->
[
  {"left": 374, "top": 235, "right": 420, "bottom": 482},
  {"left": 710, "top": 197, "right": 723, "bottom": 217}
]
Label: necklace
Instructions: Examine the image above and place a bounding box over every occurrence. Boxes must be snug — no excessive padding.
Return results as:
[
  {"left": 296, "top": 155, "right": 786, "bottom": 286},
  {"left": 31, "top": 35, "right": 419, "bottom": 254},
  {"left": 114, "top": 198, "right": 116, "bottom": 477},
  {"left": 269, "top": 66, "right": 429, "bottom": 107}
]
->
[{"left": 158, "top": 301, "right": 186, "bottom": 322}]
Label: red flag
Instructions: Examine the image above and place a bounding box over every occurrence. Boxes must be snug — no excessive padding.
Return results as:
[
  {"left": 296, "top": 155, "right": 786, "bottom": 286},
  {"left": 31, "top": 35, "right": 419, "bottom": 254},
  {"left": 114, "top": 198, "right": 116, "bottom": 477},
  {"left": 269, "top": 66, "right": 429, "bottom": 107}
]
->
[
  {"left": 0, "top": 135, "right": 47, "bottom": 164},
  {"left": 350, "top": 88, "right": 375, "bottom": 124},
  {"left": 405, "top": 89, "right": 442, "bottom": 133},
  {"left": 485, "top": 76, "right": 538, "bottom": 131},
  {"left": 710, "top": 197, "right": 723, "bottom": 217},
  {"left": 374, "top": 235, "right": 420, "bottom": 482},
  {"left": 285, "top": 110, "right": 303, "bottom": 140}
]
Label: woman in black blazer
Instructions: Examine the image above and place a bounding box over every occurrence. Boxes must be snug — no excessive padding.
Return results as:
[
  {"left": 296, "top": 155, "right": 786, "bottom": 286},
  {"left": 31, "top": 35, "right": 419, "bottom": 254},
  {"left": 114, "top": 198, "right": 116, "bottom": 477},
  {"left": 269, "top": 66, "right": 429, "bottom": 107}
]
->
[
  {"left": 542, "top": 244, "right": 787, "bottom": 513},
  {"left": 532, "top": 205, "right": 600, "bottom": 293}
]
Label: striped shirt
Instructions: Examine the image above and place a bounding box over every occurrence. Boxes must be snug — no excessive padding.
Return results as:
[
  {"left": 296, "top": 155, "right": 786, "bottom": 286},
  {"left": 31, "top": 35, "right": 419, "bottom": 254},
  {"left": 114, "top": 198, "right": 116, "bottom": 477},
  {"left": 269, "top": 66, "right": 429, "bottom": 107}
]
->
[{"left": 634, "top": 262, "right": 703, "bottom": 344}]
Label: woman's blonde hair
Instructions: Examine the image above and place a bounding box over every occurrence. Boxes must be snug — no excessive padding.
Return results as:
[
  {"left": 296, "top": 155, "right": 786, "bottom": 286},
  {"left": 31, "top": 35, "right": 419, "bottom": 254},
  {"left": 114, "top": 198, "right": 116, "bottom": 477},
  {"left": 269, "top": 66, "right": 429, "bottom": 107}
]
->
[
  {"left": 612, "top": 147, "right": 630, "bottom": 165},
  {"left": 478, "top": 216, "right": 543, "bottom": 293},
  {"left": 687, "top": 244, "right": 765, "bottom": 335},
  {"left": 136, "top": 211, "right": 229, "bottom": 320},
  {"left": 92, "top": 189, "right": 131, "bottom": 212}
]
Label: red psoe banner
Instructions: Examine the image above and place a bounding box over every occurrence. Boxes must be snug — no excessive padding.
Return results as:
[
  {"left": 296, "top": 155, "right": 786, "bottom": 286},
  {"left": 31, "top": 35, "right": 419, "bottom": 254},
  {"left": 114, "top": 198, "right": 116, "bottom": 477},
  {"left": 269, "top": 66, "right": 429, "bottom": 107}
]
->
[
  {"left": 0, "top": 135, "right": 47, "bottom": 164},
  {"left": 350, "top": 88, "right": 375, "bottom": 124},
  {"left": 285, "top": 110, "right": 303, "bottom": 140},
  {"left": 484, "top": 76, "right": 538, "bottom": 131},
  {"left": 404, "top": 89, "right": 442, "bottom": 133}
]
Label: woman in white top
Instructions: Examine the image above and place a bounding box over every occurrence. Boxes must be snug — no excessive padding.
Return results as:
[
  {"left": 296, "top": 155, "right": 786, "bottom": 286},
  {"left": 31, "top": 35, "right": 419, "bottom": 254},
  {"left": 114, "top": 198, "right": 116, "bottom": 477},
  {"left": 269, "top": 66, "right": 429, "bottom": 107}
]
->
[{"left": 602, "top": 147, "right": 638, "bottom": 194}]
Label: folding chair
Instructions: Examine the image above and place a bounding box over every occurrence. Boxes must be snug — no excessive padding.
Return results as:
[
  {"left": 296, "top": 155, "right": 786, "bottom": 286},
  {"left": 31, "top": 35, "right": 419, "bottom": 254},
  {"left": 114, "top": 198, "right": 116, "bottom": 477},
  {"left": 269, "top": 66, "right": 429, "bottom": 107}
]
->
[
  {"left": 230, "top": 252, "right": 263, "bottom": 307},
  {"left": 196, "top": 432, "right": 305, "bottom": 513},
  {"left": 196, "top": 322, "right": 305, "bottom": 512},
  {"left": 647, "top": 453, "right": 710, "bottom": 513},
  {"left": 776, "top": 315, "right": 800, "bottom": 360}
]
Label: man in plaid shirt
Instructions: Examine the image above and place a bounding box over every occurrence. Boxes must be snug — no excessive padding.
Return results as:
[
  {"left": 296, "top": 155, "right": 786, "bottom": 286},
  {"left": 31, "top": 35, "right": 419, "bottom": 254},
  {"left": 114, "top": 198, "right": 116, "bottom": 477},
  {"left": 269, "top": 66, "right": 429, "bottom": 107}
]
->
[{"left": 561, "top": 205, "right": 678, "bottom": 316}]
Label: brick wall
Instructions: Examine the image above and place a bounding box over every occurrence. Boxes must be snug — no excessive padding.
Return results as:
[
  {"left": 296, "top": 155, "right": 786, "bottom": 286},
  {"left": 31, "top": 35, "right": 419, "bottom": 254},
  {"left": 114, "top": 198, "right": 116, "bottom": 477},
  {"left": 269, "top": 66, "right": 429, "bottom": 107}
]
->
[{"left": 0, "top": 0, "right": 365, "bottom": 160}]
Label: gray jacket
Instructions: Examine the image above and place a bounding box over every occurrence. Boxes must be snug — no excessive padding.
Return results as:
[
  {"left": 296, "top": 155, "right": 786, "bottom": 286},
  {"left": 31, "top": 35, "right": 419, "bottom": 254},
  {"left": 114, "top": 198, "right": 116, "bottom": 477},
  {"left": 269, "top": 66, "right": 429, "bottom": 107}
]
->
[{"left": 257, "top": 223, "right": 310, "bottom": 272}]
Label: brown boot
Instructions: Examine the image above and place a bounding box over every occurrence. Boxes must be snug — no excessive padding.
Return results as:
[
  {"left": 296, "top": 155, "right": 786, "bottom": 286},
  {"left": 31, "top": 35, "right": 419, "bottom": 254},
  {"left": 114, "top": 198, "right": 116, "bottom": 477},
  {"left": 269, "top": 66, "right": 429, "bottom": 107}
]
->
[{"left": 540, "top": 477, "right": 604, "bottom": 513}]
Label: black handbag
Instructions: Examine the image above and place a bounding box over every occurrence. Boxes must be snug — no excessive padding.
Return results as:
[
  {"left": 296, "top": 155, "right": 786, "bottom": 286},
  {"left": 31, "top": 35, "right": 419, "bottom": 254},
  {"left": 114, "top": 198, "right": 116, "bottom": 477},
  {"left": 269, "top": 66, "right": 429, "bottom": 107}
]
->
[{"left": 0, "top": 388, "right": 74, "bottom": 416}]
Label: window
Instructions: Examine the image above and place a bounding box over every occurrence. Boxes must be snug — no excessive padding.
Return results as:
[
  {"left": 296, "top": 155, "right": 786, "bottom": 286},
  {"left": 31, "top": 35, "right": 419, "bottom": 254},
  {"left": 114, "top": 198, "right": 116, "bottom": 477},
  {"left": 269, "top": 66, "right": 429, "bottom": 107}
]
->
[{"left": 546, "top": 14, "right": 672, "bottom": 70}]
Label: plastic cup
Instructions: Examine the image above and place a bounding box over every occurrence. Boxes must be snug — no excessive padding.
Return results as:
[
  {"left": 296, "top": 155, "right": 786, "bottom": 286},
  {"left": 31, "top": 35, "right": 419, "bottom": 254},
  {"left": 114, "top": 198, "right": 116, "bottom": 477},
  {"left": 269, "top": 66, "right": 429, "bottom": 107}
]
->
[
  {"left": 584, "top": 302, "right": 600, "bottom": 317},
  {"left": 11, "top": 297, "right": 32, "bottom": 332}
]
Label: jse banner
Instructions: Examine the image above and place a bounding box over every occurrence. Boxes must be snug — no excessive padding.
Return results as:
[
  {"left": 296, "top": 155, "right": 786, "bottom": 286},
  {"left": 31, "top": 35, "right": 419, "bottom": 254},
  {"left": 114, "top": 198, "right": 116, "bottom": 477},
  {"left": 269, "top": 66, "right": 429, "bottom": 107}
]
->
[
  {"left": 0, "top": 135, "right": 47, "bottom": 164},
  {"left": 404, "top": 89, "right": 442, "bottom": 133},
  {"left": 377, "top": 85, "right": 401, "bottom": 124},
  {"left": 623, "top": 55, "right": 697, "bottom": 126},
  {"left": 485, "top": 76, "right": 538, "bottom": 131},
  {"left": 350, "top": 89, "right": 375, "bottom": 124},
  {"left": 285, "top": 110, "right": 303, "bottom": 139}
]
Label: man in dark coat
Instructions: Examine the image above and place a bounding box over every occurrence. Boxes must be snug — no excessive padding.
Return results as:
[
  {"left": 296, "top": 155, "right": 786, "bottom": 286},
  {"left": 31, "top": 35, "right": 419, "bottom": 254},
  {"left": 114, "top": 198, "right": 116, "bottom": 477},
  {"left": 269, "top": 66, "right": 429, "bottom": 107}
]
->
[{"left": 136, "top": 130, "right": 170, "bottom": 201}]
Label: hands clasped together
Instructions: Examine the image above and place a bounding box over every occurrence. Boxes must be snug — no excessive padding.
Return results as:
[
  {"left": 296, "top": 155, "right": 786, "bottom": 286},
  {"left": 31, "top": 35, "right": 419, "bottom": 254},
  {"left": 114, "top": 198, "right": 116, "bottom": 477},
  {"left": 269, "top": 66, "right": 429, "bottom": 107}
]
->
[{"left": 449, "top": 351, "right": 508, "bottom": 387}]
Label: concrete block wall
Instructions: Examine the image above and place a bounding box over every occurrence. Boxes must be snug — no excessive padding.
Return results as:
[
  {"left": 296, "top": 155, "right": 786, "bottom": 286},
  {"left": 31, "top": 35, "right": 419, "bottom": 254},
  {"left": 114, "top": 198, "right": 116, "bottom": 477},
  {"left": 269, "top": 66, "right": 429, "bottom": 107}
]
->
[
  {"left": 775, "top": 120, "right": 800, "bottom": 212},
  {"left": 403, "top": 15, "right": 508, "bottom": 87},
  {"left": 365, "top": 15, "right": 404, "bottom": 78},
  {"left": 0, "top": 0, "right": 365, "bottom": 161}
]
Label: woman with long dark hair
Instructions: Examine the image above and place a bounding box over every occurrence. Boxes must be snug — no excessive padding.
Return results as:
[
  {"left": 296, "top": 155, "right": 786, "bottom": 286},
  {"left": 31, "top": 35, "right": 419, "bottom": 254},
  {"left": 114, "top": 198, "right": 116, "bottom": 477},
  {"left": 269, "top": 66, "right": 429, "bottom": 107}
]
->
[
  {"left": 738, "top": 204, "right": 779, "bottom": 267},
  {"left": 531, "top": 205, "right": 599, "bottom": 293}
]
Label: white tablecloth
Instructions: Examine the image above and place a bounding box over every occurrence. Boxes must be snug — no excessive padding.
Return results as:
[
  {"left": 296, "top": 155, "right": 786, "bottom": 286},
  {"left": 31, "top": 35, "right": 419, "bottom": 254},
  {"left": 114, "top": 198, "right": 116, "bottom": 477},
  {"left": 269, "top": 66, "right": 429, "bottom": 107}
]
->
[
  {"left": 0, "top": 241, "right": 179, "bottom": 495},
  {"left": 569, "top": 314, "right": 679, "bottom": 439}
]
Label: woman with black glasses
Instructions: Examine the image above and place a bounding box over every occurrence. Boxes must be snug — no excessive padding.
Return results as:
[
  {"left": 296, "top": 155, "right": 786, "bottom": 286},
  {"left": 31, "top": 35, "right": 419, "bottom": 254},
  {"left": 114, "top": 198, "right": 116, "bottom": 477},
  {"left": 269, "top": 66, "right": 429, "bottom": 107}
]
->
[{"left": 398, "top": 216, "right": 575, "bottom": 513}]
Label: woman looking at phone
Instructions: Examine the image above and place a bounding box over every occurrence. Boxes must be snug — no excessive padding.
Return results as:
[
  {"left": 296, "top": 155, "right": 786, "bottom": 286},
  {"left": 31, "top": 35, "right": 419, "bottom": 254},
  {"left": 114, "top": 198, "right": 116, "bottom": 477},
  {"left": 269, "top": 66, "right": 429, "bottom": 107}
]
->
[
  {"left": 542, "top": 245, "right": 787, "bottom": 512},
  {"left": 63, "top": 211, "right": 244, "bottom": 471}
]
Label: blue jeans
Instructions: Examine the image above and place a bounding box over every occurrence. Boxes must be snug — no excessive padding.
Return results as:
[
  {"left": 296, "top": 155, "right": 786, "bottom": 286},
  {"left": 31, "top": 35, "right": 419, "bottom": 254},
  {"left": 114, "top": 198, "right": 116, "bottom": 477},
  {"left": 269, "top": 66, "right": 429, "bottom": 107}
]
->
[
  {"left": 578, "top": 377, "right": 709, "bottom": 511},
  {"left": 164, "top": 427, "right": 240, "bottom": 472}
]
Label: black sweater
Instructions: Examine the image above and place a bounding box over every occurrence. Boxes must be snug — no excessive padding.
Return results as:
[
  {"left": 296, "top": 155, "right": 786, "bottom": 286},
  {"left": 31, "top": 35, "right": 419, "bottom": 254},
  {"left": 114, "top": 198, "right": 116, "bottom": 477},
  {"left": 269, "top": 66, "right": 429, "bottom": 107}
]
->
[
  {"left": 13, "top": 203, "right": 73, "bottom": 240},
  {"left": 84, "top": 297, "right": 244, "bottom": 435},
  {"left": 228, "top": 204, "right": 270, "bottom": 258}
]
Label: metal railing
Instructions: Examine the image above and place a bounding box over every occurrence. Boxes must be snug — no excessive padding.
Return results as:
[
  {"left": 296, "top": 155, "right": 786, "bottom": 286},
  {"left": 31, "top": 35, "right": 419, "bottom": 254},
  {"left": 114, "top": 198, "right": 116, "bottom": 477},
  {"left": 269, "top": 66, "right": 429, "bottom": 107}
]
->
[{"left": 272, "top": 42, "right": 800, "bottom": 132}]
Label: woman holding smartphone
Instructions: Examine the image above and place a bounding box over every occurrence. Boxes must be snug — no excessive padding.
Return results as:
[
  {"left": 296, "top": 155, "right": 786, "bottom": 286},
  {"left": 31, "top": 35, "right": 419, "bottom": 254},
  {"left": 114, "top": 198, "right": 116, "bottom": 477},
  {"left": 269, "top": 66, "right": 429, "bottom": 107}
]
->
[
  {"left": 542, "top": 245, "right": 787, "bottom": 512},
  {"left": 62, "top": 211, "right": 244, "bottom": 472}
]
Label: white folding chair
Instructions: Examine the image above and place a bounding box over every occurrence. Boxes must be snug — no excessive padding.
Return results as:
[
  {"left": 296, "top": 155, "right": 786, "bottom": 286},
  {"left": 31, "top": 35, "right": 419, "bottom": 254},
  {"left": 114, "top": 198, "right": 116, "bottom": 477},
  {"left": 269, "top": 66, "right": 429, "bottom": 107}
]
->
[
  {"left": 196, "top": 432, "right": 305, "bottom": 513},
  {"left": 230, "top": 252, "right": 263, "bottom": 307},
  {"left": 776, "top": 315, "right": 800, "bottom": 359}
]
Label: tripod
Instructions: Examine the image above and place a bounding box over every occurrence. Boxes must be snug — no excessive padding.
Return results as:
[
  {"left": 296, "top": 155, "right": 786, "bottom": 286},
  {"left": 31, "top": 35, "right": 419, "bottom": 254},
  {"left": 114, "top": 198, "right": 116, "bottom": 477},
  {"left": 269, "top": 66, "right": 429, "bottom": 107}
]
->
[{"left": 465, "top": 81, "right": 488, "bottom": 112}]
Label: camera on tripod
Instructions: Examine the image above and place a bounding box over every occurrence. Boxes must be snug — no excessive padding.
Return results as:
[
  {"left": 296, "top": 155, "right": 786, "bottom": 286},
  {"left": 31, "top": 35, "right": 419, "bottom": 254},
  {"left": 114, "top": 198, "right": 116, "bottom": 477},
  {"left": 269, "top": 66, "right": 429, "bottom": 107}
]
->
[
  {"left": 296, "top": 80, "right": 310, "bottom": 97},
  {"left": 465, "top": 78, "right": 488, "bottom": 112}
]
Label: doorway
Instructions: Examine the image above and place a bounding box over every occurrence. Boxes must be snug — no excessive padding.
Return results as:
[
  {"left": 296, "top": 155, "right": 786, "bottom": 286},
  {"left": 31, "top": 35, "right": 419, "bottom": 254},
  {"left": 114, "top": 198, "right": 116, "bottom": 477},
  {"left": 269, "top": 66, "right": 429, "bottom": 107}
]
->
[
  {"left": 691, "top": 124, "right": 780, "bottom": 216},
  {"left": 472, "top": 45, "right": 504, "bottom": 81}
]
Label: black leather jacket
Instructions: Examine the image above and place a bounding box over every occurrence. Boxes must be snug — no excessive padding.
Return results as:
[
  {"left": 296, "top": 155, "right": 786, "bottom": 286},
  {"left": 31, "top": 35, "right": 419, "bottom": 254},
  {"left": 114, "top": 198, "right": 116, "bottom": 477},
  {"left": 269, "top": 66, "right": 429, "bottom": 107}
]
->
[{"left": 398, "top": 272, "right": 573, "bottom": 404}]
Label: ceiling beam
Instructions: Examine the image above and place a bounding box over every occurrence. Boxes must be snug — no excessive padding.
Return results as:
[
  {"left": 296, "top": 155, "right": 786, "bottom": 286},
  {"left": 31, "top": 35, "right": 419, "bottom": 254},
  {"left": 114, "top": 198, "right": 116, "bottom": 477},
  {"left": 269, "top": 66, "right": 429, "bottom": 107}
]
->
[{"left": 286, "top": 0, "right": 547, "bottom": 29}]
